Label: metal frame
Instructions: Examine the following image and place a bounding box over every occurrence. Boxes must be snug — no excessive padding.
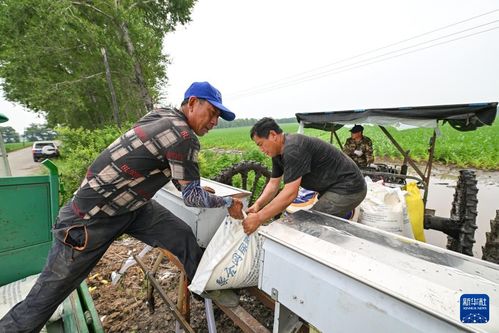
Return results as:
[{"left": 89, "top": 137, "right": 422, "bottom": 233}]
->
[
  {"left": 329, "top": 124, "right": 482, "bottom": 249},
  {"left": 330, "top": 124, "right": 435, "bottom": 204},
  {"left": 133, "top": 249, "right": 273, "bottom": 333},
  {"left": 258, "top": 211, "right": 499, "bottom": 332},
  {"left": 133, "top": 251, "right": 195, "bottom": 333}
]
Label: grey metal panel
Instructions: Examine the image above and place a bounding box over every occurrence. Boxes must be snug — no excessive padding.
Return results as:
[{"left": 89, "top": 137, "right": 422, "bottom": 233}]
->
[
  {"left": 153, "top": 178, "right": 251, "bottom": 248},
  {"left": 258, "top": 210, "right": 499, "bottom": 333},
  {"left": 261, "top": 239, "right": 478, "bottom": 333}
]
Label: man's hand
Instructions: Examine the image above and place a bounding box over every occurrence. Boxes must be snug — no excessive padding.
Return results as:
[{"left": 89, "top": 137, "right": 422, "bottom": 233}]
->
[
  {"left": 246, "top": 202, "right": 261, "bottom": 214},
  {"left": 354, "top": 150, "right": 363, "bottom": 157},
  {"left": 228, "top": 197, "right": 244, "bottom": 220},
  {"left": 202, "top": 185, "right": 215, "bottom": 194},
  {"left": 242, "top": 212, "right": 261, "bottom": 235}
]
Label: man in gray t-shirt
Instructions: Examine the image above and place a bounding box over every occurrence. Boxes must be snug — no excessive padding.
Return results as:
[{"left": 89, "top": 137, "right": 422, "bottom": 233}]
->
[{"left": 243, "top": 117, "right": 367, "bottom": 235}]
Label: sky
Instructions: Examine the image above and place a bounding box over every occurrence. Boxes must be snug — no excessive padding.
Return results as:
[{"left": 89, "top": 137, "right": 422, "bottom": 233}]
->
[
  {"left": 162, "top": 0, "right": 499, "bottom": 119},
  {"left": 1, "top": 0, "right": 498, "bottom": 133},
  {"left": 0, "top": 90, "right": 46, "bottom": 134}
]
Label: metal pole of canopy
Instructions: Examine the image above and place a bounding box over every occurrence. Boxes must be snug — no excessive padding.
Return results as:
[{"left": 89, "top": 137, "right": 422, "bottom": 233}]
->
[
  {"left": 332, "top": 129, "right": 344, "bottom": 150},
  {"left": 378, "top": 126, "right": 428, "bottom": 201},
  {"left": 298, "top": 121, "right": 305, "bottom": 134},
  {"left": 423, "top": 130, "right": 437, "bottom": 204}
]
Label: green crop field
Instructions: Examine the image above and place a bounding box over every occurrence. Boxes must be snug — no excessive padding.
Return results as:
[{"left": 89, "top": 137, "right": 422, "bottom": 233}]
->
[
  {"left": 199, "top": 121, "right": 499, "bottom": 174},
  {"left": 4, "top": 142, "right": 29, "bottom": 152},
  {"left": 12, "top": 120, "right": 496, "bottom": 200}
]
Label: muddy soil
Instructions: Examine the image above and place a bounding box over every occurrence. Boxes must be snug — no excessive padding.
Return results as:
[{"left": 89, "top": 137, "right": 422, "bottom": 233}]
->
[
  {"left": 88, "top": 238, "right": 273, "bottom": 332},
  {"left": 412, "top": 163, "right": 499, "bottom": 258}
]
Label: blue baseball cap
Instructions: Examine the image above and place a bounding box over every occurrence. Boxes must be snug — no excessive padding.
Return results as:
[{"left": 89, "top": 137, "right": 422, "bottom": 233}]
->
[{"left": 183, "top": 81, "right": 235, "bottom": 121}]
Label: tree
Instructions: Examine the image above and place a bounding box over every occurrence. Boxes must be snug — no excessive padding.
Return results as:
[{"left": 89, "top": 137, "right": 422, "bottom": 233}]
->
[
  {"left": 0, "top": 126, "right": 20, "bottom": 143},
  {"left": 0, "top": 0, "right": 195, "bottom": 129},
  {"left": 23, "top": 124, "right": 58, "bottom": 142}
]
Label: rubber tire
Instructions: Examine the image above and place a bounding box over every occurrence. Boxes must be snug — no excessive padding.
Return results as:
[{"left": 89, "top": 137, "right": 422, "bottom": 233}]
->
[
  {"left": 214, "top": 161, "right": 271, "bottom": 206},
  {"left": 482, "top": 210, "right": 499, "bottom": 264},
  {"left": 446, "top": 169, "right": 478, "bottom": 256}
]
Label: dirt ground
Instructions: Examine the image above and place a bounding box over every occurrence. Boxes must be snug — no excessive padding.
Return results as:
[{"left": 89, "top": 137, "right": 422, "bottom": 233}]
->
[
  {"left": 375, "top": 157, "right": 499, "bottom": 184},
  {"left": 88, "top": 238, "right": 273, "bottom": 332},
  {"left": 88, "top": 163, "right": 499, "bottom": 332}
]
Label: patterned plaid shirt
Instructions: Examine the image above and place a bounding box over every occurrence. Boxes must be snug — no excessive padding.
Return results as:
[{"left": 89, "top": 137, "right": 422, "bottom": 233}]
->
[{"left": 72, "top": 107, "right": 200, "bottom": 219}]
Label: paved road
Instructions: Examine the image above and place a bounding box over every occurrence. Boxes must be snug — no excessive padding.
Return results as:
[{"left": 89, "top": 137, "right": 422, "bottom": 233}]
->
[{"left": 6, "top": 146, "right": 43, "bottom": 176}]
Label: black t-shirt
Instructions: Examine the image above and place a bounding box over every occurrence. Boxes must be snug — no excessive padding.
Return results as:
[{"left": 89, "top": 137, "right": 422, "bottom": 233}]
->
[{"left": 271, "top": 134, "right": 366, "bottom": 195}]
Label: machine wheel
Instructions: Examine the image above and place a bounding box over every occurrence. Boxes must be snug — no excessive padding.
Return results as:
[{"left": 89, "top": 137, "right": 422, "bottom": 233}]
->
[
  {"left": 446, "top": 170, "right": 478, "bottom": 256},
  {"left": 214, "top": 161, "right": 271, "bottom": 206},
  {"left": 482, "top": 210, "right": 499, "bottom": 264}
]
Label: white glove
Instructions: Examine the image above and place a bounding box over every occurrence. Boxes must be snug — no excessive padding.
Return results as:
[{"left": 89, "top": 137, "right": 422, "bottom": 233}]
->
[{"left": 353, "top": 150, "right": 363, "bottom": 157}]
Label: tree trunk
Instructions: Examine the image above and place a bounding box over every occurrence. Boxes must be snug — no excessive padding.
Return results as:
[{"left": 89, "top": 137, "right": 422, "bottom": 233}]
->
[
  {"left": 101, "top": 47, "right": 122, "bottom": 128},
  {"left": 120, "top": 22, "right": 154, "bottom": 112},
  {"left": 90, "top": 93, "right": 105, "bottom": 126}
]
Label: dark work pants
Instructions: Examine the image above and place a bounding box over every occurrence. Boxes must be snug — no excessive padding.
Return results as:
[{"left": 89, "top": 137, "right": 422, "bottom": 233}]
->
[
  {"left": 0, "top": 200, "right": 203, "bottom": 333},
  {"left": 312, "top": 187, "right": 367, "bottom": 218}
]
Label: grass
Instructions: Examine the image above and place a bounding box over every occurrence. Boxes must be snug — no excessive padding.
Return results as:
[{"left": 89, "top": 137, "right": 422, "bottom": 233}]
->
[
  {"left": 12, "top": 121, "right": 494, "bottom": 202},
  {"left": 6, "top": 121, "right": 498, "bottom": 181},
  {"left": 200, "top": 121, "right": 499, "bottom": 170},
  {"left": 4, "top": 142, "right": 30, "bottom": 152}
]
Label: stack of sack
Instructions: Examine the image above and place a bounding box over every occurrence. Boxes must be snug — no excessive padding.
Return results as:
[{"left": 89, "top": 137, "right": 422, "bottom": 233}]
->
[{"left": 358, "top": 177, "right": 425, "bottom": 242}]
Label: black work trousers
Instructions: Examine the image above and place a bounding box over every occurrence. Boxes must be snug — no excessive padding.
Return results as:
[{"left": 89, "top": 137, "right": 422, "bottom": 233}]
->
[{"left": 0, "top": 199, "right": 203, "bottom": 333}]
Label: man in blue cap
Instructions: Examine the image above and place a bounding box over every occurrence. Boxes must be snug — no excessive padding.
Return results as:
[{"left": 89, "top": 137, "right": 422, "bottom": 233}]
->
[{"left": 0, "top": 81, "right": 243, "bottom": 332}]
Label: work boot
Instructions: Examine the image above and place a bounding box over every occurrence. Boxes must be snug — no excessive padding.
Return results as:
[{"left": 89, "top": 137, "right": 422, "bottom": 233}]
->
[{"left": 201, "top": 289, "right": 239, "bottom": 307}]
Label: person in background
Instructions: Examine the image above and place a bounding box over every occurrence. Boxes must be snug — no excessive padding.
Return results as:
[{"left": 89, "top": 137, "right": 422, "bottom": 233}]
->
[
  {"left": 343, "top": 124, "right": 374, "bottom": 168},
  {"left": 242, "top": 117, "right": 366, "bottom": 235},
  {"left": 0, "top": 81, "right": 244, "bottom": 333}
]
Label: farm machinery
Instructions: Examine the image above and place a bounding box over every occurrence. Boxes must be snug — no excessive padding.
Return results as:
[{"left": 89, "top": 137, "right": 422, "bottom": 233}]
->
[
  {"left": 294, "top": 102, "right": 498, "bottom": 259},
  {"left": 2, "top": 102, "right": 498, "bottom": 333},
  {"left": 146, "top": 101, "right": 494, "bottom": 332},
  {"left": 215, "top": 102, "right": 499, "bottom": 260}
]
